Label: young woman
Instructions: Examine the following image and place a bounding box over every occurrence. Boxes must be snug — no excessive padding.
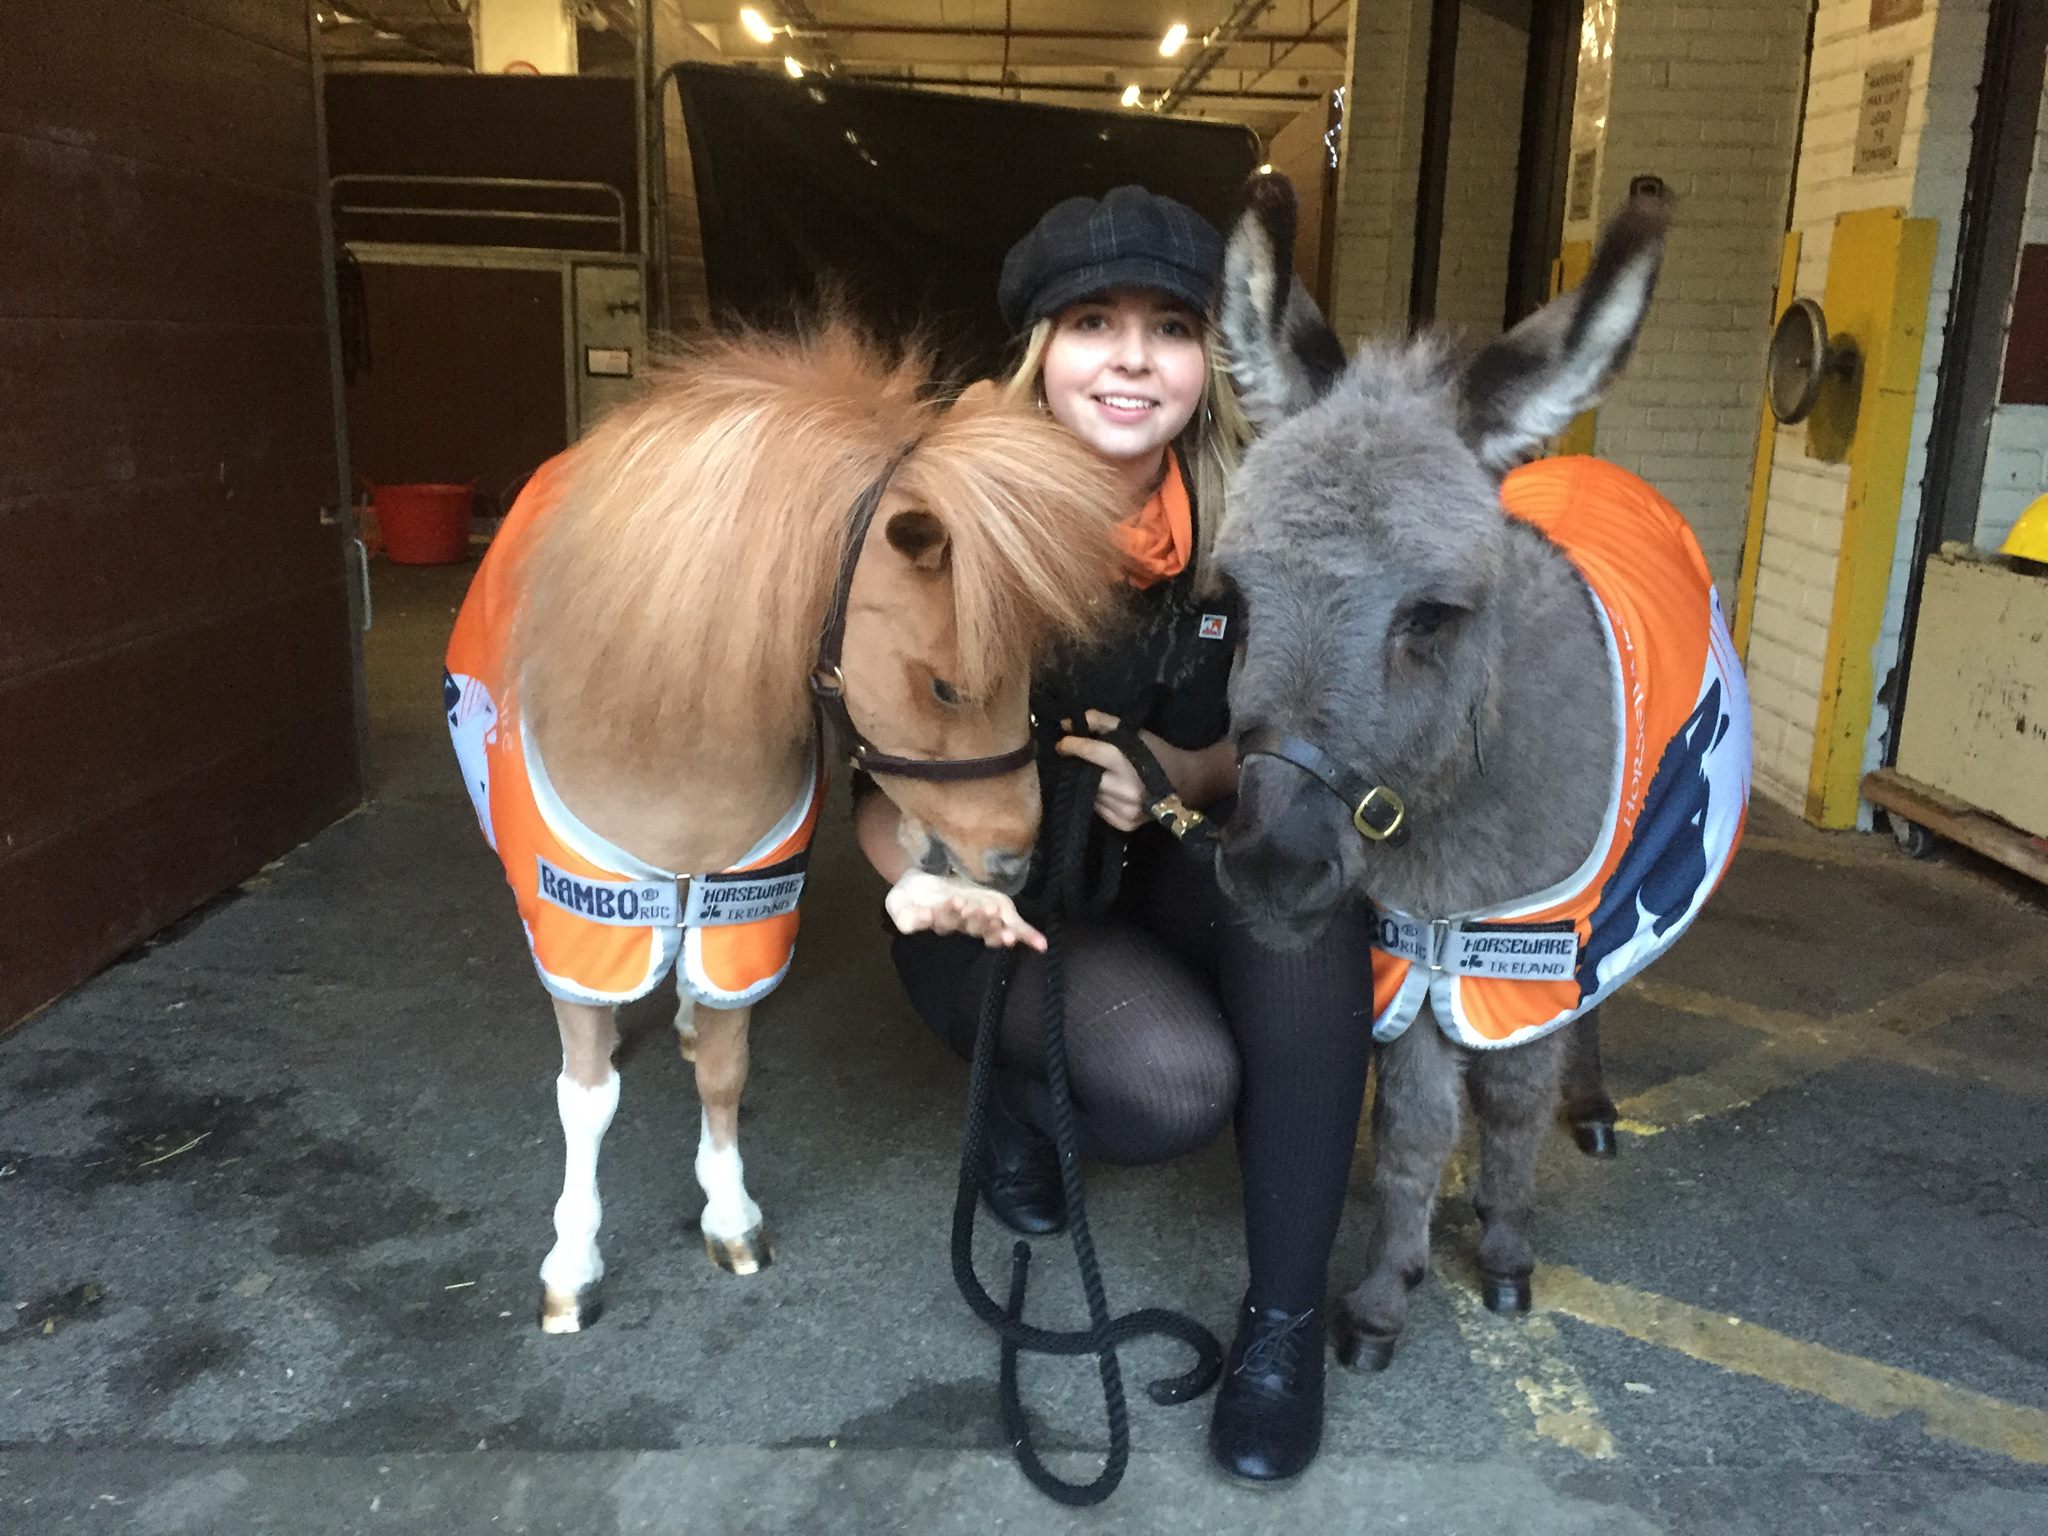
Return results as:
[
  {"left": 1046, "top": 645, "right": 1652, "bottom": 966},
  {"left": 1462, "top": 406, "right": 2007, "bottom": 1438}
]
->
[{"left": 855, "top": 186, "right": 1377, "bottom": 1483}]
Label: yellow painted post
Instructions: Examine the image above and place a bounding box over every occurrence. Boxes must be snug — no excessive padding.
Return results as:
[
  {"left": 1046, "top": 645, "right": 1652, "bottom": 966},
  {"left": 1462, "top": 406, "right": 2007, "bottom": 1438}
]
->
[
  {"left": 1803, "top": 208, "right": 1938, "bottom": 828},
  {"left": 1551, "top": 240, "right": 1599, "bottom": 457},
  {"left": 1732, "top": 232, "right": 1803, "bottom": 661}
]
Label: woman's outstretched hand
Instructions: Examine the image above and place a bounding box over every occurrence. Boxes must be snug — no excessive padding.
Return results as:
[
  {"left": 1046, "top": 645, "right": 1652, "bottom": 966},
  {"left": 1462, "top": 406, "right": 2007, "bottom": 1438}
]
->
[{"left": 885, "top": 871, "right": 1047, "bottom": 952}]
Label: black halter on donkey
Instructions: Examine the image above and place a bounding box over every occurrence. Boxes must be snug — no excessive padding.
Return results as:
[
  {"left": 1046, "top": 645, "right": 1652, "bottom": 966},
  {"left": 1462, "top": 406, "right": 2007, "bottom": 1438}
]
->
[
  {"left": 1094, "top": 719, "right": 1412, "bottom": 850},
  {"left": 1237, "top": 728, "right": 1411, "bottom": 845}
]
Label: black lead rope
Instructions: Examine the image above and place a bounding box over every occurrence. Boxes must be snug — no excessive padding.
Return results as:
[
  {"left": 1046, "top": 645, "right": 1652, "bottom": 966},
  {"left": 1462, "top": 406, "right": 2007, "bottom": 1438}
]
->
[{"left": 949, "top": 753, "right": 1223, "bottom": 1507}]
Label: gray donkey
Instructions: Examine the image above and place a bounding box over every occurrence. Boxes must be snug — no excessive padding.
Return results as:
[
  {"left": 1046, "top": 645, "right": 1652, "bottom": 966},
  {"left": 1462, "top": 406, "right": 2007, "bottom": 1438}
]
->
[{"left": 1210, "top": 176, "right": 1751, "bottom": 1370}]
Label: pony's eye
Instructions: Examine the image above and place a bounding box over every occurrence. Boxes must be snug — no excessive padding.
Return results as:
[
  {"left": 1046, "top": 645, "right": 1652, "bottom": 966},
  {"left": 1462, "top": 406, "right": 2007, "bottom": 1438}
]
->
[{"left": 931, "top": 678, "right": 962, "bottom": 707}]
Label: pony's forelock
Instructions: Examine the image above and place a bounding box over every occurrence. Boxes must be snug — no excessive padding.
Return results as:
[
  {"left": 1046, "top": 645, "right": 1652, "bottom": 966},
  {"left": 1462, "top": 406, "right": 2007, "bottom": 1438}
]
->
[{"left": 897, "top": 406, "right": 1122, "bottom": 698}]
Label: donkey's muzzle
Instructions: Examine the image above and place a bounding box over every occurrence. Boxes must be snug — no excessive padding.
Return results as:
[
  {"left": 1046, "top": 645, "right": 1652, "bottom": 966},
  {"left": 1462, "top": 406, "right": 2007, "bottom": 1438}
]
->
[{"left": 1216, "top": 768, "right": 1350, "bottom": 950}]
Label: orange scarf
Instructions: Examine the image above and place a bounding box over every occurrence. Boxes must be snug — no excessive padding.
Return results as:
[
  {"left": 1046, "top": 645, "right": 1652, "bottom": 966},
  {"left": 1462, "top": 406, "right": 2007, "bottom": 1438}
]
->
[{"left": 1116, "top": 451, "right": 1193, "bottom": 588}]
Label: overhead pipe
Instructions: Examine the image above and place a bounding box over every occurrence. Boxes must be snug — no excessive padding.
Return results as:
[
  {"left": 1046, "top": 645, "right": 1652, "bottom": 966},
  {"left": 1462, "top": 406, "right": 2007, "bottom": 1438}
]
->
[
  {"left": 1157, "top": 0, "right": 1280, "bottom": 114},
  {"left": 843, "top": 73, "right": 1319, "bottom": 103},
  {"left": 1231, "top": 0, "right": 1350, "bottom": 95},
  {"left": 753, "top": 0, "right": 841, "bottom": 71},
  {"left": 789, "top": 22, "right": 1343, "bottom": 46}
]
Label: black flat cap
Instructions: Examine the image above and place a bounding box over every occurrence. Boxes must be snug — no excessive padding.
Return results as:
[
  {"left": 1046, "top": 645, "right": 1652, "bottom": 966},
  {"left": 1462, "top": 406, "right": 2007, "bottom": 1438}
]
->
[{"left": 998, "top": 185, "right": 1224, "bottom": 333}]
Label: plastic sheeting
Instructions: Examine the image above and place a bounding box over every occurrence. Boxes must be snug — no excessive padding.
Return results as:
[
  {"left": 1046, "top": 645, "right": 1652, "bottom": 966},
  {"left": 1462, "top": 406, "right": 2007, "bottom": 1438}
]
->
[{"left": 671, "top": 65, "right": 1262, "bottom": 379}]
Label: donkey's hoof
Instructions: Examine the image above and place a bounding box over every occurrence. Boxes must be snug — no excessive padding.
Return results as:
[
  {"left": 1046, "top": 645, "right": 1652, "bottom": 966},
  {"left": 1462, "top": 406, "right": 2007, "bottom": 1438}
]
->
[
  {"left": 1480, "top": 1271, "right": 1532, "bottom": 1315},
  {"left": 1333, "top": 1313, "right": 1399, "bottom": 1373},
  {"left": 705, "top": 1224, "right": 774, "bottom": 1276},
  {"left": 1571, "top": 1118, "right": 1619, "bottom": 1158},
  {"left": 676, "top": 1029, "right": 698, "bottom": 1065},
  {"left": 538, "top": 1282, "right": 602, "bottom": 1333}
]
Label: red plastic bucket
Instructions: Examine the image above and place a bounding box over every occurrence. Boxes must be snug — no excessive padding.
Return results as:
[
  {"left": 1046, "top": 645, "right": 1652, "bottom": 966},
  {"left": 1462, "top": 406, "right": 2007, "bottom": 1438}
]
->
[{"left": 370, "top": 481, "right": 474, "bottom": 564}]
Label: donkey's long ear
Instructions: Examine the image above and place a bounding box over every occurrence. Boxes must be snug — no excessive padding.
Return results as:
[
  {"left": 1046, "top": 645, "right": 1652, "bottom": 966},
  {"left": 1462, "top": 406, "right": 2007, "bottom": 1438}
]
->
[
  {"left": 1459, "top": 190, "right": 1671, "bottom": 471},
  {"left": 1217, "top": 172, "right": 1348, "bottom": 431}
]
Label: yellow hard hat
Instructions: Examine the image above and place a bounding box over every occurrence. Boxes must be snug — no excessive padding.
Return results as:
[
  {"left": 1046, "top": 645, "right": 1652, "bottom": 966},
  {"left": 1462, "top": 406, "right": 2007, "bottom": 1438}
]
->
[{"left": 2003, "top": 492, "right": 2048, "bottom": 562}]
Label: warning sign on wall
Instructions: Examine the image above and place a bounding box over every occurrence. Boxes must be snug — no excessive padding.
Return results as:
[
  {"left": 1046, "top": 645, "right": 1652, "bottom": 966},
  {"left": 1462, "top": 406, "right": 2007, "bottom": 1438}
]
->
[{"left": 1854, "top": 59, "right": 1912, "bottom": 175}]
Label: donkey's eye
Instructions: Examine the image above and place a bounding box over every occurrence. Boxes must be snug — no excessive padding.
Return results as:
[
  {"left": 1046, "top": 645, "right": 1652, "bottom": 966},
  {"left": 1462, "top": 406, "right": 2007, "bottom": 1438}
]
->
[
  {"left": 1399, "top": 601, "right": 1460, "bottom": 639},
  {"left": 1394, "top": 601, "right": 1464, "bottom": 663},
  {"left": 931, "top": 678, "right": 962, "bottom": 708}
]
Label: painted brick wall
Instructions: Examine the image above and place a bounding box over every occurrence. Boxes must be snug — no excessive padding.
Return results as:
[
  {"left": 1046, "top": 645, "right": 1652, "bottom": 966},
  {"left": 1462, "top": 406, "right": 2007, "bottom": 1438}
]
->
[
  {"left": 1742, "top": 0, "right": 1988, "bottom": 812},
  {"left": 1328, "top": 0, "right": 1435, "bottom": 341},
  {"left": 1574, "top": 0, "right": 1810, "bottom": 602},
  {"left": 1563, "top": 0, "right": 1619, "bottom": 250},
  {"left": 1861, "top": 0, "right": 1990, "bottom": 793},
  {"left": 1975, "top": 99, "right": 2048, "bottom": 551},
  {"left": 1434, "top": 0, "right": 1532, "bottom": 339}
]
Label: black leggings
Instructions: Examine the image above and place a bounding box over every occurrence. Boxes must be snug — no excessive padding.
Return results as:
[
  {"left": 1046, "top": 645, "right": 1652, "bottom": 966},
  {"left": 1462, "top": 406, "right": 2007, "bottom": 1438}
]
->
[{"left": 890, "top": 829, "right": 1377, "bottom": 1312}]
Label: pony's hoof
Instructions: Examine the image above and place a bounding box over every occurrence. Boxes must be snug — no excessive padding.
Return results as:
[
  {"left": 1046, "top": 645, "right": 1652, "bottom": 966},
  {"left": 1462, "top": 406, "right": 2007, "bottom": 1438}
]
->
[
  {"left": 1332, "top": 1312, "right": 1399, "bottom": 1373},
  {"left": 676, "top": 1028, "right": 698, "bottom": 1065},
  {"left": 538, "top": 1282, "right": 602, "bottom": 1333},
  {"left": 705, "top": 1224, "right": 773, "bottom": 1276},
  {"left": 1481, "top": 1271, "right": 1532, "bottom": 1315},
  {"left": 1571, "top": 1118, "right": 1619, "bottom": 1158}
]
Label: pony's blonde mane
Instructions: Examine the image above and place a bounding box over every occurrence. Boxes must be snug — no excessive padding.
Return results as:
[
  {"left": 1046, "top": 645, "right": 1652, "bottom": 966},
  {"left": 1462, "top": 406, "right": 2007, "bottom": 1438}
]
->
[{"left": 514, "top": 317, "right": 1119, "bottom": 770}]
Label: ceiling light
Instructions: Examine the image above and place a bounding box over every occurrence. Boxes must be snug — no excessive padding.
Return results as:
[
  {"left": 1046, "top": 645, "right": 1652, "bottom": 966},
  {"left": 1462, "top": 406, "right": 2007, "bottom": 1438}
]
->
[
  {"left": 1257, "top": 162, "right": 1274, "bottom": 174},
  {"left": 1160, "top": 23, "right": 1188, "bottom": 56},
  {"left": 740, "top": 7, "right": 774, "bottom": 45},
  {"left": 1121, "top": 83, "right": 1141, "bottom": 107}
]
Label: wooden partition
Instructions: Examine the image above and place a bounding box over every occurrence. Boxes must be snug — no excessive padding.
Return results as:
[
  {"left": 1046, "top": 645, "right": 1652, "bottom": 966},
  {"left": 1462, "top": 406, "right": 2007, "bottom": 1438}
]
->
[{"left": 0, "top": 2, "right": 361, "bottom": 1026}]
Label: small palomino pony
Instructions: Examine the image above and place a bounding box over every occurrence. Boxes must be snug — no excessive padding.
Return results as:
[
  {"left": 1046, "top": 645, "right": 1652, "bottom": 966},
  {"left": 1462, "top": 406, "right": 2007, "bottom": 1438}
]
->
[
  {"left": 1211, "top": 177, "right": 1750, "bottom": 1369},
  {"left": 445, "top": 320, "right": 1120, "bottom": 1330}
]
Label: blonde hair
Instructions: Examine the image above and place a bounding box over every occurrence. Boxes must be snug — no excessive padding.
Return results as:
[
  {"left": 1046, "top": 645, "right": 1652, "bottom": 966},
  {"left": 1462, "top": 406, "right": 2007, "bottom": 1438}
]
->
[{"left": 1001, "top": 314, "right": 1253, "bottom": 594}]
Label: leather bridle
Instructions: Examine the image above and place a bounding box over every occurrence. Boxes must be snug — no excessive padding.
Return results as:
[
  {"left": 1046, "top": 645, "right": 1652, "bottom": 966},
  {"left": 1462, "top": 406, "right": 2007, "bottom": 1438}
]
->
[
  {"left": 1236, "top": 727, "right": 1410, "bottom": 845},
  {"left": 808, "top": 444, "right": 1037, "bottom": 783}
]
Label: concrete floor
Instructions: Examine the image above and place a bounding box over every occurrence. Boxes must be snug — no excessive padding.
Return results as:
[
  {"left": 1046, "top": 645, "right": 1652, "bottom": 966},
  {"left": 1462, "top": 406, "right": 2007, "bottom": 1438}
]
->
[{"left": 4, "top": 558, "right": 2048, "bottom": 1534}]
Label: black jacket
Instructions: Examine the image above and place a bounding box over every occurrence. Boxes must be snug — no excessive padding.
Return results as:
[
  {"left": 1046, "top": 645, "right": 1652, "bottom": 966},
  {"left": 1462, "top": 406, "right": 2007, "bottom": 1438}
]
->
[{"left": 1024, "top": 463, "right": 1237, "bottom": 891}]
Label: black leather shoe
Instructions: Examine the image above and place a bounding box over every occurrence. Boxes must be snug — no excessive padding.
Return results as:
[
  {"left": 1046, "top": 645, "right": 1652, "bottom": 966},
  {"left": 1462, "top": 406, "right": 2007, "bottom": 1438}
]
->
[
  {"left": 979, "top": 1087, "right": 1067, "bottom": 1236},
  {"left": 1208, "top": 1299, "right": 1326, "bottom": 1484}
]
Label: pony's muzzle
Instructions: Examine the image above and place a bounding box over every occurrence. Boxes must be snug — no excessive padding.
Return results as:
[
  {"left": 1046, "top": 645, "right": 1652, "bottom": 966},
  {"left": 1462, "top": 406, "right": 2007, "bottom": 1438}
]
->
[{"left": 981, "top": 847, "right": 1033, "bottom": 896}]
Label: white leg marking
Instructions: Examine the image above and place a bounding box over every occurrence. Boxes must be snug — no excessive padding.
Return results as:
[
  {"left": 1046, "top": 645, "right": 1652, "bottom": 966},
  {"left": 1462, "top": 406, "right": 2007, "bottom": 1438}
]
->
[
  {"left": 695, "top": 1108, "right": 762, "bottom": 1242},
  {"left": 539, "top": 1069, "right": 619, "bottom": 1295}
]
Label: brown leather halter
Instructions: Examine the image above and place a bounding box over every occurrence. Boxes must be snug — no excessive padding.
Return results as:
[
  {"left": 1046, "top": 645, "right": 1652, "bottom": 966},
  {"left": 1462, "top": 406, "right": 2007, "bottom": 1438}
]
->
[{"left": 808, "top": 443, "right": 1038, "bottom": 783}]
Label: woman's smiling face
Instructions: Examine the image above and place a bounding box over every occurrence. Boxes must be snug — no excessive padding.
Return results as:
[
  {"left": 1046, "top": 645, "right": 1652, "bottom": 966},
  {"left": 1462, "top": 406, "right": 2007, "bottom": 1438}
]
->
[{"left": 1039, "top": 287, "right": 1207, "bottom": 467}]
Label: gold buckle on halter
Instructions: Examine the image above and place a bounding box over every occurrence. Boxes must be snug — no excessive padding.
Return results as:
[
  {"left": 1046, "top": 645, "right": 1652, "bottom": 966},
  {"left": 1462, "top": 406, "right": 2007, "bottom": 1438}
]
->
[
  {"left": 1352, "top": 785, "right": 1406, "bottom": 842},
  {"left": 1151, "top": 793, "right": 1206, "bottom": 840}
]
